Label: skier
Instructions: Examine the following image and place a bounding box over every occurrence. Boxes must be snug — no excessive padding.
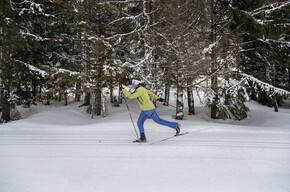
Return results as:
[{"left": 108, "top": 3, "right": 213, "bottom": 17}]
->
[{"left": 122, "top": 79, "right": 181, "bottom": 142}]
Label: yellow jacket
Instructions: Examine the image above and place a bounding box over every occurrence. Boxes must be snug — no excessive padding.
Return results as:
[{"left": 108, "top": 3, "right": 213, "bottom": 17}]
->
[{"left": 122, "top": 86, "right": 159, "bottom": 111}]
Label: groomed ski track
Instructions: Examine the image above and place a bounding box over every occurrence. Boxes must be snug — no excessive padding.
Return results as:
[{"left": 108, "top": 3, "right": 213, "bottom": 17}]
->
[{"left": 1, "top": 129, "right": 290, "bottom": 148}]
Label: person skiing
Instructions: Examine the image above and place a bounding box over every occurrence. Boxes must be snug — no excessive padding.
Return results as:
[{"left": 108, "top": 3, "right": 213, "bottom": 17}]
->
[{"left": 122, "top": 79, "right": 181, "bottom": 142}]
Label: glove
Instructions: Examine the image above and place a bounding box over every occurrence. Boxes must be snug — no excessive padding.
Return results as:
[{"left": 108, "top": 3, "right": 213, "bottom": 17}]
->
[{"left": 157, "top": 98, "right": 164, "bottom": 102}]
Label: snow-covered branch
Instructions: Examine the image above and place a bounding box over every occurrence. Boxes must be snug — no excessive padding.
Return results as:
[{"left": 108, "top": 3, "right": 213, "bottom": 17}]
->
[
  {"left": 98, "top": 0, "right": 142, "bottom": 5},
  {"left": 20, "top": 31, "right": 50, "bottom": 41},
  {"left": 202, "top": 42, "right": 218, "bottom": 54},
  {"left": 15, "top": 60, "right": 48, "bottom": 77},
  {"left": 251, "top": 1, "right": 290, "bottom": 17},
  {"left": 109, "top": 13, "right": 143, "bottom": 25},
  {"left": 52, "top": 68, "right": 80, "bottom": 77},
  {"left": 257, "top": 38, "right": 290, "bottom": 47},
  {"left": 240, "top": 73, "right": 290, "bottom": 96},
  {"left": 12, "top": 0, "right": 55, "bottom": 17}
]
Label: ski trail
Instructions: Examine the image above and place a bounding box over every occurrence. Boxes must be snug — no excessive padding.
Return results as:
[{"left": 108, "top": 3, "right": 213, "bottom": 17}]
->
[{"left": 2, "top": 127, "right": 290, "bottom": 148}]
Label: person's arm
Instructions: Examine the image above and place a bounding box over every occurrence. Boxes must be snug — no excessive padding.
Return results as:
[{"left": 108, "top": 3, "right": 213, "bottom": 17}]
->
[
  {"left": 147, "top": 90, "right": 165, "bottom": 102},
  {"left": 122, "top": 88, "right": 144, "bottom": 99},
  {"left": 147, "top": 90, "right": 159, "bottom": 100}
]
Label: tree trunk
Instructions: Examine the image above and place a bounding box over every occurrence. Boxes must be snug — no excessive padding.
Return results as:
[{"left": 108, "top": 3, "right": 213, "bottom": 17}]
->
[
  {"left": 0, "top": 86, "right": 3, "bottom": 112},
  {"left": 58, "top": 93, "right": 62, "bottom": 102},
  {"left": 64, "top": 93, "right": 68, "bottom": 106},
  {"left": 211, "top": 59, "right": 218, "bottom": 119},
  {"left": 39, "top": 83, "right": 42, "bottom": 101},
  {"left": 83, "top": 91, "right": 91, "bottom": 106},
  {"left": 96, "top": 86, "right": 102, "bottom": 116},
  {"left": 210, "top": 81, "right": 218, "bottom": 119},
  {"left": 210, "top": 1, "right": 218, "bottom": 119},
  {"left": 75, "top": 82, "right": 81, "bottom": 101},
  {"left": 32, "top": 80, "right": 37, "bottom": 99},
  {"left": 1, "top": 90, "right": 10, "bottom": 123},
  {"left": 176, "top": 84, "right": 184, "bottom": 120},
  {"left": 224, "top": 64, "right": 230, "bottom": 106},
  {"left": 187, "top": 82, "right": 195, "bottom": 115},
  {"left": 164, "top": 82, "right": 170, "bottom": 106},
  {"left": 90, "top": 92, "right": 96, "bottom": 119},
  {"left": 273, "top": 96, "right": 278, "bottom": 112},
  {"left": 267, "top": 98, "right": 273, "bottom": 108},
  {"left": 110, "top": 83, "right": 114, "bottom": 104},
  {"left": 118, "top": 82, "right": 123, "bottom": 104},
  {"left": 87, "top": 90, "right": 99, "bottom": 118}
]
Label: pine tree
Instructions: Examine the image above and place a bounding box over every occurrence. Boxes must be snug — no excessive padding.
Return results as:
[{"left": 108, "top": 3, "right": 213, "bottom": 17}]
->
[
  {"left": 152, "top": 0, "right": 210, "bottom": 119},
  {"left": 201, "top": 0, "right": 253, "bottom": 120},
  {"left": 232, "top": 0, "right": 290, "bottom": 111},
  {"left": 8, "top": 0, "right": 80, "bottom": 107},
  {"left": 0, "top": 0, "right": 27, "bottom": 122},
  {"left": 72, "top": 0, "right": 114, "bottom": 117}
]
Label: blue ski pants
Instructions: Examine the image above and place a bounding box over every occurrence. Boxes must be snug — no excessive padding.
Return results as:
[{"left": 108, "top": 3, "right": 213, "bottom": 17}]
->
[{"left": 137, "top": 109, "right": 179, "bottom": 136}]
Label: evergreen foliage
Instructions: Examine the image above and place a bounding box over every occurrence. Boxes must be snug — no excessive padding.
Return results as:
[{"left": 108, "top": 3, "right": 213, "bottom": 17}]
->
[
  {"left": 1, "top": 0, "right": 289, "bottom": 122},
  {"left": 231, "top": 0, "right": 290, "bottom": 106}
]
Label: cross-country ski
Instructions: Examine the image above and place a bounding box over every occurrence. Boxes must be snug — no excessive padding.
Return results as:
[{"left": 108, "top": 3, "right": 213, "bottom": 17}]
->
[{"left": 149, "top": 132, "right": 189, "bottom": 145}]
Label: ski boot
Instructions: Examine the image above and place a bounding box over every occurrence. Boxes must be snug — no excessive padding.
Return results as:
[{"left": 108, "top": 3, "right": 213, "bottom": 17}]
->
[
  {"left": 133, "top": 133, "right": 147, "bottom": 143},
  {"left": 175, "top": 124, "right": 181, "bottom": 136}
]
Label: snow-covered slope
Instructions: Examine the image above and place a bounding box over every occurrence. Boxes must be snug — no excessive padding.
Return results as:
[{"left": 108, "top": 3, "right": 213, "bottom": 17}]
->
[{"left": 0, "top": 100, "right": 290, "bottom": 192}]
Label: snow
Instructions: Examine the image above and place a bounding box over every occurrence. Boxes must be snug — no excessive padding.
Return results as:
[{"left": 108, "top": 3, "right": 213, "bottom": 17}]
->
[
  {"left": 20, "top": 31, "right": 50, "bottom": 41},
  {"left": 251, "top": 1, "right": 290, "bottom": 17},
  {"left": 15, "top": 60, "right": 48, "bottom": 77},
  {"left": 56, "top": 68, "right": 79, "bottom": 76},
  {"left": 0, "top": 99, "right": 290, "bottom": 192},
  {"left": 202, "top": 42, "right": 218, "bottom": 54},
  {"left": 258, "top": 38, "right": 290, "bottom": 47},
  {"left": 241, "top": 73, "right": 290, "bottom": 96},
  {"left": 264, "top": 1, "right": 290, "bottom": 15}
]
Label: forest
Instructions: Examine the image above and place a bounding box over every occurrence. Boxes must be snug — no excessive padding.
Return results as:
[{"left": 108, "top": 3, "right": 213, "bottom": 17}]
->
[{"left": 1, "top": 0, "right": 290, "bottom": 123}]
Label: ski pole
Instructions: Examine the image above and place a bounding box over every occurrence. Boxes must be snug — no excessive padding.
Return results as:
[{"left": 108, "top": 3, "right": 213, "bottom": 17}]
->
[
  {"left": 162, "top": 102, "right": 210, "bottom": 122},
  {"left": 123, "top": 95, "right": 139, "bottom": 139}
]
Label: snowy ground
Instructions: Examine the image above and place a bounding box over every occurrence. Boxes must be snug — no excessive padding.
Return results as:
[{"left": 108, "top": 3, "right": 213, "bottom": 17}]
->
[{"left": 0, "top": 100, "right": 290, "bottom": 192}]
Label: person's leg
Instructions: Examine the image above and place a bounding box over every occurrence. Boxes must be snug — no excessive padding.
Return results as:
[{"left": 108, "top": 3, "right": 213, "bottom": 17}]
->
[
  {"left": 137, "top": 111, "right": 149, "bottom": 139},
  {"left": 150, "top": 109, "right": 179, "bottom": 129}
]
